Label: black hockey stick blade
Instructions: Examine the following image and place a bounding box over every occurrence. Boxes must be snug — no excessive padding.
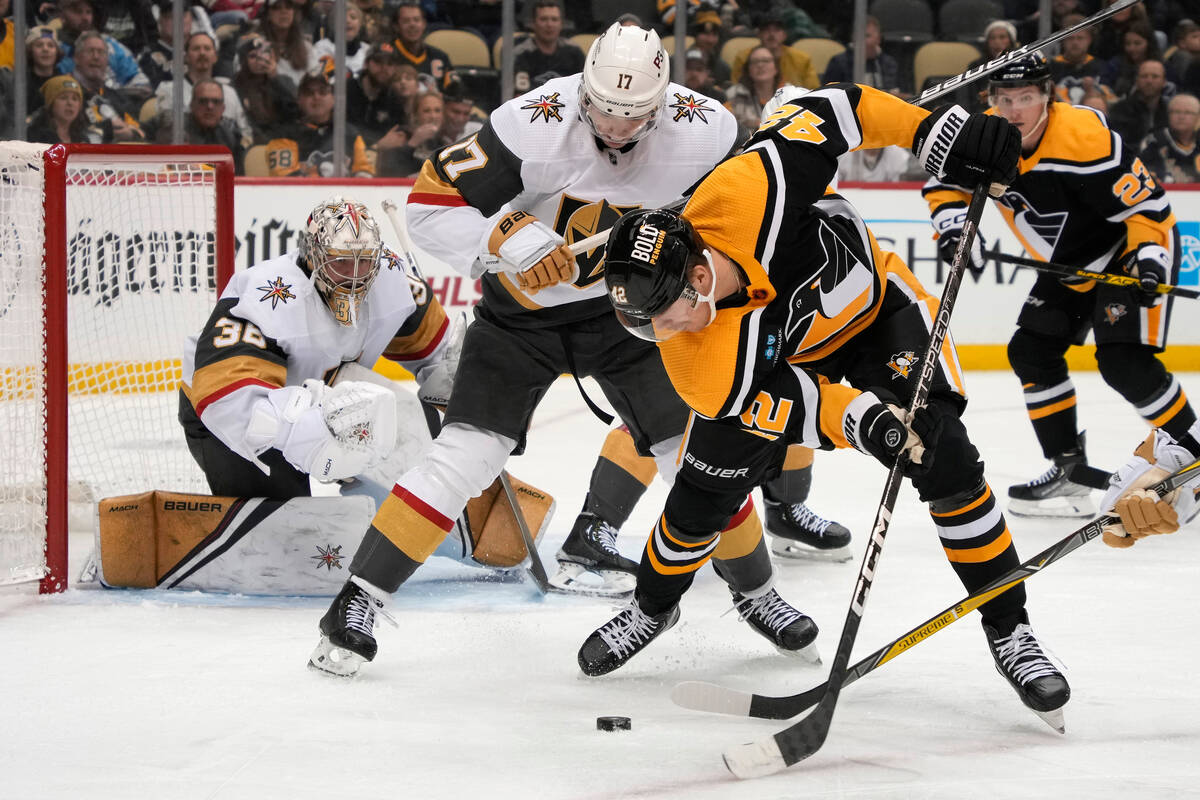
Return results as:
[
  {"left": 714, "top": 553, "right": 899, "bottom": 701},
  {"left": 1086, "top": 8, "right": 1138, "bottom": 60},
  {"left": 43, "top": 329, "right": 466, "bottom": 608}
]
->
[
  {"left": 682, "top": 459, "right": 1200, "bottom": 727},
  {"left": 985, "top": 249, "right": 1200, "bottom": 300}
]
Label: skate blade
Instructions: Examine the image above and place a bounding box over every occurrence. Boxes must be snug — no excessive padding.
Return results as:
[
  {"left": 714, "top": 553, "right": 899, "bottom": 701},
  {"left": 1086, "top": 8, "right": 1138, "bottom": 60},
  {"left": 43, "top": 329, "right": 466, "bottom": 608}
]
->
[
  {"left": 1007, "top": 496, "right": 1096, "bottom": 519},
  {"left": 770, "top": 538, "right": 853, "bottom": 563},
  {"left": 547, "top": 562, "right": 635, "bottom": 599},
  {"left": 777, "top": 641, "right": 822, "bottom": 665},
  {"left": 307, "top": 637, "right": 366, "bottom": 678},
  {"left": 1034, "top": 706, "right": 1066, "bottom": 734}
]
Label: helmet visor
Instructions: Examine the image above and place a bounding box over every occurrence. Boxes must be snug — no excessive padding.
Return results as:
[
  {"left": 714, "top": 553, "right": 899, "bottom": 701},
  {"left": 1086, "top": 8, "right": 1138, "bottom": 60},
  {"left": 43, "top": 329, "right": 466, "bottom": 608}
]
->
[
  {"left": 614, "top": 281, "right": 708, "bottom": 342},
  {"left": 581, "top": 96, "right": 656, "bottom": 146}
]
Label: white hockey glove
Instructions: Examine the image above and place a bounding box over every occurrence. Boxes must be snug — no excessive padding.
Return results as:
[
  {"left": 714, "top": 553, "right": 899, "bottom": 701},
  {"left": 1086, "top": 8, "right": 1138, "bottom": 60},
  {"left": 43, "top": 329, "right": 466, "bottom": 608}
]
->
[
  {"left": 931, "top": 204, "right": 987, "bottom": 275},
  {"left": 479, "top": 210, "right": 576, "bottom": 292},
  {"left": 1100, "top": 429, "right": 1199, "bottom": 547},
  {"left": 415, "top": 311, "right": 467, "bottom": 408}
]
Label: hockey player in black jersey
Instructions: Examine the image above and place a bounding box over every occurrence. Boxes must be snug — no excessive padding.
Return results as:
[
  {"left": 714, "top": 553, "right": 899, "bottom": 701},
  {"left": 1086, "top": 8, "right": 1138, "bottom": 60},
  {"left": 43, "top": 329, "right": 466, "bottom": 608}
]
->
[{"left": 924, "top": 55, "right": 1200, "bottom": 525}]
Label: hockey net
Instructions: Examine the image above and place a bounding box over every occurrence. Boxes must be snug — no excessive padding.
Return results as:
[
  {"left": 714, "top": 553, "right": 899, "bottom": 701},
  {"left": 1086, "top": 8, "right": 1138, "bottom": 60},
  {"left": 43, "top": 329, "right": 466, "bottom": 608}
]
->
[{"left": 0, "top": 144, "right": 234, "bottom": 593}]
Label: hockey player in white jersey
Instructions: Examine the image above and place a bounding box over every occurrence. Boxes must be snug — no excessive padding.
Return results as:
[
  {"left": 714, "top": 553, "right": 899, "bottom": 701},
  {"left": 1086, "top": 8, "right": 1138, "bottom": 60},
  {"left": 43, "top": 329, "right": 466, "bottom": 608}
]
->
[{"left": 309, "top": 24, "right": 822, "bottom": 678}]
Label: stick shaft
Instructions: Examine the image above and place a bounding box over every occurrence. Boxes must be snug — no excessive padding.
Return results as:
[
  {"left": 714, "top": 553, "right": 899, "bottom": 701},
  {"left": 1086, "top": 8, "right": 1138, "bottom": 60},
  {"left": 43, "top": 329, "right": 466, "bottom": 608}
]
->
[{"left": 987, "top": 249, "right": 1200, "bottom": 299}]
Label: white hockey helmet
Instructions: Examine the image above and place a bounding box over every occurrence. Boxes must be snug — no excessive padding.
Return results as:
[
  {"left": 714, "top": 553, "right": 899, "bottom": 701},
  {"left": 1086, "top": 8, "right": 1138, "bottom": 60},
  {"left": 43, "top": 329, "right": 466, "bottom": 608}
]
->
[
  {"left": 579, "top": 22, "right": 670, "bottom": 146},
  {"left": 301, "top": 195, "right": 383, "bottom": 327}
]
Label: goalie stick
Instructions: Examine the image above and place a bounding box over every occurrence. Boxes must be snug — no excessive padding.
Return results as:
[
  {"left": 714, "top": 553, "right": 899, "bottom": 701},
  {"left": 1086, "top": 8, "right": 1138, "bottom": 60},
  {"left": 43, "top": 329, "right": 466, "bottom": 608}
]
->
[
  {"left": 985, "top": 250, "right": 1200, "bottom": 300},
  {"left": 673, "top": 458, "right": 1200, "bottom": 721}
]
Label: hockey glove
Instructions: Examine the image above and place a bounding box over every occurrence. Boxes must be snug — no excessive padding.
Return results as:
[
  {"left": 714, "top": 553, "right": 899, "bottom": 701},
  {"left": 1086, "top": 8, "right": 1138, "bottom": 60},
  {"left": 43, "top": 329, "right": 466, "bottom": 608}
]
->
[
  {"left": 844, "top": 392, "right": 942, "bottom": 478},
  {"left": 480, "top": 210, "right": 577, "bottom": 292},
  {"left": 914, "top": 105, "right": 1020, "bottom": 192},
  {"left": 1100, "top": 429, "right": 1198, "bottom": 547},
  {"left": 1124, "top": 242, "right": 1170, "bottom": 307},
  {"left": 415, "top": 311, "right": 467, "bottom": 408},
  {"left": 931, "top": 204, "right": 987, "bottom": 275}
]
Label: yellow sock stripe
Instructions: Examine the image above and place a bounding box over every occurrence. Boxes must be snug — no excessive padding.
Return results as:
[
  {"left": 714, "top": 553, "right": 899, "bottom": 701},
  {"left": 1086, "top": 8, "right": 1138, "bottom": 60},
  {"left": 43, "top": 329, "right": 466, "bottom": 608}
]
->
[
  {"left": 930, "top": 485, "right": 993, "bottom": 518},
  {"left": 712, "top": 502, "right": 761, "bottom": 561},
  {"left": 599, "top": 426, "right": 658, "bottom": 486},
  {"left": 943, "top": 527, "right": 1013, "bottom": 564},
  {"left": 1027, "top": 396, "right": 1076, "bottom": 420},
  {"left": 782, "top": 445, "right": 814, "bottom": 470},
  {"left": 374, "top": 487, "right": 452, "bottom": 563},
  {"left": 1150, "top": 392, "right": 1188, "bottom": 428},
  {"left": 645, "top": 538, "right": 714, "bottom": 575}
]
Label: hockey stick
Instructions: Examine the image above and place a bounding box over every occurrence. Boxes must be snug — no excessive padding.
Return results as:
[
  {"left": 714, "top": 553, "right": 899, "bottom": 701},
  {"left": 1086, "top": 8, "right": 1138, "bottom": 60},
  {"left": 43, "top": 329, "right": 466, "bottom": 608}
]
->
[
  {"left": 911, "top": 0, "right": 1142, "bottom": 107},
  {"left": 674, "top": 458, "right": 1200, "bottom": 721},
  {"left": 720, "top": 183, "right": 991, "bottom": 779},
  {"left": 986, "top": 250, "right": 1200, "bottom": 300},
  {"left": 381, "top": 198, "right": 553, "bottom": 594}
]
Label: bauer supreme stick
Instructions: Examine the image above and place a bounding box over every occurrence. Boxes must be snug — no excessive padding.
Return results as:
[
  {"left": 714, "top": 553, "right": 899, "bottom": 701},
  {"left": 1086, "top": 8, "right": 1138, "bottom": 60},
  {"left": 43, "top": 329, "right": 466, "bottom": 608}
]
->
[
  {"left": 720, "top": 183, "right": 991, "bottom": 779},
  {"left": 985, "top": 250, "right": 1200, "bottom": 300},
  {"left": 675, "top": 458, "right": 1200, "bottom": 721}
]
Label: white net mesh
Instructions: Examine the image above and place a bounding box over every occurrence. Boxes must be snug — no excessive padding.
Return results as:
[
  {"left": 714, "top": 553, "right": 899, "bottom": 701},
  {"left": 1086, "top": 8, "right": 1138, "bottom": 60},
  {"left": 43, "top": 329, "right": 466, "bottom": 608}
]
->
[{"left": 0, "top": 145, "right": 224, "bottom": 587}]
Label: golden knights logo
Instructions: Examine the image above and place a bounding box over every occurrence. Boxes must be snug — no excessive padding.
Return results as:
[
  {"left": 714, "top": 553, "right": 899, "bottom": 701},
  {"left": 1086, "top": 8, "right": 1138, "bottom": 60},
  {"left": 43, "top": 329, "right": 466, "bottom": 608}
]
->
[
  {"left": 669, "top": 92, "right": 713, "bottom": 123},
  {"left": 258, "top": 276, "right": 296, "bottom": 308},
  {"left": 1104, "top": 302, "right": 1127, "bottom": 325},
  {"left": 553, "top": 194, "right": 641, "bottom": 286},
  {"left": 887, "top": 350, "right": 918, "bottom": 380},
  {"left": 310, "top": 544, "right": 344, "bottom": 570},
  {"left": 521, "top": 92, "right": 565, "bottom": 123}
]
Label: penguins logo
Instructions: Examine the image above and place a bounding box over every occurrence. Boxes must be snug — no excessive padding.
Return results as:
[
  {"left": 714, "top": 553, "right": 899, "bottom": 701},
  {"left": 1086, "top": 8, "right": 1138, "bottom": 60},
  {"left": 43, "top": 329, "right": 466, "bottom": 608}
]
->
[
  {"left": 553, "top": 194, "right": 641, "bottom": 286},
  {"left": 887, "top": 350, "right": 918, "bottom": 380},
  {"left": 1104, "top": 302, "right": 1127, "bottom": 325}
]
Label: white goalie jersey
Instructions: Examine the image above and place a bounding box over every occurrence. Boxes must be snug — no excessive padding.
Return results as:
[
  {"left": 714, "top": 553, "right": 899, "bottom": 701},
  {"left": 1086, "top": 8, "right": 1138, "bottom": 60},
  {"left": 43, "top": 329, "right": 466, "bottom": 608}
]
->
[{"left": 405, "top": 74, "right": 739, "bottom": 325}]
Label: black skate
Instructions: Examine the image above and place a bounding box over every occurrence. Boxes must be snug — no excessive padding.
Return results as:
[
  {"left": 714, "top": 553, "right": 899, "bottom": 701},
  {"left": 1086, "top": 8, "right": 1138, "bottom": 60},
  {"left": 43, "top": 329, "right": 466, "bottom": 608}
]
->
[
  {"left": 1009, "top": 434, "right": 1109, "bottom": 518},
  {"left": 732, "top": 587, "right": 820, "bottom": 663},
  {"left": 308, "top": 577, "right": 392, "bottom": 677},
  {"left": 983, "top": 612, "right": 1070, "bottom": 733},
  {"left": 550, "top": 512, "right": 636, "bottom": 599},
  {"left": 764, "top": 499, "right": 852, "bottom": 562},
  {"left": 578, "top": 602, "right": 680, "bottom": 676}
]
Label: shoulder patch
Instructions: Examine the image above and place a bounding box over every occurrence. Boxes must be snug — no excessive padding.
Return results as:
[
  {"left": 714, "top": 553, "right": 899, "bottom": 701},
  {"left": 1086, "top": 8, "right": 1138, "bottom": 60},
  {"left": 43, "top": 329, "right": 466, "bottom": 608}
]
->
[
  {"left": 669, "top": 92, "right": 714, "bottom": 124},
  {"left": 520, "top": 92, "right": 565, "bottom": 123},
  {"left": 257, "top": 276, "right": 297, "bottom": 309}
]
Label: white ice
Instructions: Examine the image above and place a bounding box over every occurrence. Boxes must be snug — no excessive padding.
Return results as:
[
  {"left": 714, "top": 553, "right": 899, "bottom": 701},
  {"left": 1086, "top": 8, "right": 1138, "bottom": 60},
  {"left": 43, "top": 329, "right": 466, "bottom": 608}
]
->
[{"left": 3, "top": 371, "right": 1199, "bottom": 799}]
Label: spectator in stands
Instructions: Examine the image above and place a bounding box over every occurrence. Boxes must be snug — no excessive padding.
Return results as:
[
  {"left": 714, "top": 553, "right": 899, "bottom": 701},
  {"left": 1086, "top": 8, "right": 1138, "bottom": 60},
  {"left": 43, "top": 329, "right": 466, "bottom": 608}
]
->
[
  {"left": 313, "top": 3, "right": 369, "bottom": 76},
  {"left": 207, "top": 0, "right": 266, "bottom": 30},
  {"left": 352, "top": 0, "right": 389, "bottom": 43},
  {"left": 390, "top": 63, "right": 423, "bottom": 119},
  {"left": 1013, "top": 0, "right": 1082, "bottom": 49},
  {"left": 391, "top": 0, "right": 452, "bottom": 90},
  {"left": 348, "top": 42, "right": 409, "bottom": 142},
  {"left": 1104, "top": 22, "right": 1166, "bottom": 98},
  {"left": 1166, "top": 20, "right": 1199, "bottom": 81},
  {"left": 156, "top": 32, "right": 254, "bottom": 146},
  {"left": 1049, "top": 14, "right": 1115, "bottom": 106},
  {"left": 256, "top": 0, "right": 316, "bottom": 85},
  {"left": 72, "top": 30, "right": 145, "bottom": 142},
  {"left": 684, "top": 47, "right": 727, "bottom": 103},
  {"left": 1094, "top": 0, "right": 1153, "bottom": 61},
  {"left": 1080, "top": 88, "right": 1110, "bottom": 114},
  {"left": 963, "top": 20, "right": 1020, "bottom": 110},
  {"left": 837, "top": 146, "right": 915, "bottom": 183},
  {"left": 232, "top": 34, "right": 299, "bottom": 142},
  {"left": 724, "top": 45, "right": 782, "bottom": 141},
  {"left": 139, "top": 5, "right": 194, "bottom": 87},
  {"left": 57, "top": 0, "right": 152, "bottom": 100},
  {"left": 24, "top": 26, "right": 65, "bottom": 116},
  {"left": 690, "top": 8, "right": 731, "bottom": 88},
  {"left": 1108, "top": 59, "right": 1172, "bottom": 146},
  {"left": 438, "top": 83, "right": 482, "bottom": 143},
  {"left": 26, "top": 75, "right": 99, "bottom": 144},
  {"left": 823, "top": 15, "right": 907, "bottom": 95},
  {"left": 512, "top": 0, "right": 585, "bottom": 96},
  {"left": 378, "top": 89, "right": 442, "bottom": 177},
  {"left": 730, "top": 9, "right": 818, "bottom": 89},
  {"left": 100, "top": 0, "right": 158, "bottom": 55},
  {"left": 156, "top": 78, "right": 246, "bottom": 172},
  {"left": 266, "top": 70, "right": 374, "bottom": 177},
  {"left": 0, "top": 0, "right": 12, "bottom": 72},
  {"left": 1139, "top": 92, "right": 1200, "bottom": 183}
]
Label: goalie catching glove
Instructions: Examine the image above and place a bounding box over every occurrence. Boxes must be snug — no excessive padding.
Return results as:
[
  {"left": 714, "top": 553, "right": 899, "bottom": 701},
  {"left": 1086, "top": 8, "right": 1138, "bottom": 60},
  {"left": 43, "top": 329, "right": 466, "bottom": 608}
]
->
[
  {"left": 480, "top": 210, "right": 577, "bottom": 292},
  {"left": 843, "top": 391, "right": 944, "bottom": 478},
  {"left": 245, "top": 380, "right": 398, "bottom": 482},
  {"left": 914, "top": 104, "right": 1020, "bottom": 192},
  {"left": 1100, "top": 429, "right": 1199, "bottom": 548}
]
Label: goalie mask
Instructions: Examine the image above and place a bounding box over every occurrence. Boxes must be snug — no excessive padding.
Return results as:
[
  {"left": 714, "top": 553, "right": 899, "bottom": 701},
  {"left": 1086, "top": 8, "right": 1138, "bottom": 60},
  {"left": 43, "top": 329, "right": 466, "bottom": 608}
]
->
[
  {"left": 301, "top": 196, "right": 383, "bottom": 326},
  {"left": 604, "top": 208, "right": 715, "bottom": 341},
  {"left": 579, "top": 22, "right": 670, "bottom": 147}
]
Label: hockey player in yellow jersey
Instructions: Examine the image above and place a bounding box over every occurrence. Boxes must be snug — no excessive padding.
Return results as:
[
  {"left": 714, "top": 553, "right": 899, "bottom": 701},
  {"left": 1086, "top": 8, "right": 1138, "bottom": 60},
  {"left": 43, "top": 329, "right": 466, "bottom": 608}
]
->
[
  {"left": 587, "top": 83, "right": 1073, "bottom": 729},
  {"left": 924, "top": 55, "right": 1199, "bottom": 536}
]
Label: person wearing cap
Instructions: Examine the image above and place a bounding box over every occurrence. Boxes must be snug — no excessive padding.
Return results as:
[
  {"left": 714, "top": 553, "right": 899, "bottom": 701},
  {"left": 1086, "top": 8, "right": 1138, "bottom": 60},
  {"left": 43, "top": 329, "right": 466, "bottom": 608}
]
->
[
  {"left": 266, "top": 70, "right": 375, "bottom": 177},
  {"left": 729, "top": 9, "right": 818, "bottom": 89},
  {"left": 23, "top": 26, "right": 65, "bottom": 115},
  {"left": 313, "top": 3, "right": 369, "bottom": 77},
  {"left": 683, "top": 46, "right": 727, "bottom": 103},
  {"left": 346, "top": 42, "right": 409, "bottom": 143},
  {"left": 233, "top": 34, "right": 301, "bottom": 142},
  {"left": 390, "top": 0, "right": 453, "bottom": 91},
  {"left": 512, "top": 0, "right": 585, "bottom": 95},
  {"left": 690, "top": 8, "right": 731, "bottom": 87},
  {"left": 27, "top": 75, "right": 99, "bottom": 144},
  {"left": 56, "top": 0, "right": 152, "bottom": 97},
  {"left": 155, "top": 31, "right": 254, "bottom": 147}
]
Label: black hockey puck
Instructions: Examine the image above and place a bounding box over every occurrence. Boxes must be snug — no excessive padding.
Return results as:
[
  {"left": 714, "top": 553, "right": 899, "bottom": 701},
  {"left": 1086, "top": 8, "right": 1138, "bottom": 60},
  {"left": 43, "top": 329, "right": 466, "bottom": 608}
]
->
[{"left": 596, "top": 716, "right": 631, "bottom": 732}]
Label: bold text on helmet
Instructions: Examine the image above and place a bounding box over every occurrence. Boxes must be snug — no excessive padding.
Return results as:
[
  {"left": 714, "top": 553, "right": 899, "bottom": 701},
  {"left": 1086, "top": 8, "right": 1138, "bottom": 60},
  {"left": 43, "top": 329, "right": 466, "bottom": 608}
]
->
[{"left": 630, "top": 223, "right": 665, "bottom": 264}]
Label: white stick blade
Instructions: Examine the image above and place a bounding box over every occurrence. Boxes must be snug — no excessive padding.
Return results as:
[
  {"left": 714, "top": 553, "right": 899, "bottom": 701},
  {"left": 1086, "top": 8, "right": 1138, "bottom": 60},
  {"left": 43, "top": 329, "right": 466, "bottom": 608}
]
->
[
  {"left": 670, "top": 681, "right": 753, "bottom": 716},
  {"left": 722, "top": 736, "right": 787, "bottom": 779}
]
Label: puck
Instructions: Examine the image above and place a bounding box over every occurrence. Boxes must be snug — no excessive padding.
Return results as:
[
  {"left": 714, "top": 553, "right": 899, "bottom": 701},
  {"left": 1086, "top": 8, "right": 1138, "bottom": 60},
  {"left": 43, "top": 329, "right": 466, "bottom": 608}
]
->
[{"left": 596, "top": 715, "right": 631, "bottom": 732}]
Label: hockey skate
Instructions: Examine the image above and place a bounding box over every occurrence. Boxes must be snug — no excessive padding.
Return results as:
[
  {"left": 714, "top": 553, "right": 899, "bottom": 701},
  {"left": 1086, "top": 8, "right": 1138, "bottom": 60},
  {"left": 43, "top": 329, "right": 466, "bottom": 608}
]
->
[
  {"left": 578, "top": 601, "right": 680, "bottom": 676},
  {"left": 731, "top": 587, "right": 821, "bottom": 663},
  {"left": 549, "top": 512, "right": 637, "bottom": 599},
  {"left": 983, "top": 611, "right": 1070, "bottom": 733},
  {"left": 308, "top": 577, "right": 394, "bottom": 678},
  {"left": 764, "top": 499, "right": 853, "bottom": 562},
  {"left": 1008, "top": 434, "right": 1111, "bottom": 517}
]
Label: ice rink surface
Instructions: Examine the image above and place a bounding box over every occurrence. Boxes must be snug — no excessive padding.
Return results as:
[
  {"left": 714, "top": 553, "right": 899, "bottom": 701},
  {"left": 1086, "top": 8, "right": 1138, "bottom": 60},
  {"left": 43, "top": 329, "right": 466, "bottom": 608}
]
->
[{"left": 3, "top": 371, "right": 1199, "bottom": 799}]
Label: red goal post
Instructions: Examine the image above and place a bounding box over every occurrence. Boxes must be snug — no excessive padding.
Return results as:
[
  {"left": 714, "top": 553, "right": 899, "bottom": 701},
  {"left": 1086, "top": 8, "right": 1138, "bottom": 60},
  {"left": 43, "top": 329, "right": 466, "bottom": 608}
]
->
[{"left": 0, "top": 144, "right": 234, "bottom": 593}]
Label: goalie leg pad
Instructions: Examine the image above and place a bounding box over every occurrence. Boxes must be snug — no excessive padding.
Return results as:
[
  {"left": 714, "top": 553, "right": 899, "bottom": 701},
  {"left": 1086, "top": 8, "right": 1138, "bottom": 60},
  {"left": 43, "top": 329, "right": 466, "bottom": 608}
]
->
[{"left": 464, "top": 473, "right": 556, "bottom": 568}]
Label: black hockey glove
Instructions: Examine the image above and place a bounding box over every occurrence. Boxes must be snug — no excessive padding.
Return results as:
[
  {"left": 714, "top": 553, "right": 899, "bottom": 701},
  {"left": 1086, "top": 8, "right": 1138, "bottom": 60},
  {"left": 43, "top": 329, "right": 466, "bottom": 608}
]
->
[
  {"left": 849, "top": 395, "right": 943, "bottom": 479},
  {"left": 914, "top": 105, "right": 1020, "bottom": 192},
  {"left": 1125, "top": 242, "right": 1171, "bottom": 307},
  {"left": 938, "top": 228, "right": 988, "bottom": 276}
]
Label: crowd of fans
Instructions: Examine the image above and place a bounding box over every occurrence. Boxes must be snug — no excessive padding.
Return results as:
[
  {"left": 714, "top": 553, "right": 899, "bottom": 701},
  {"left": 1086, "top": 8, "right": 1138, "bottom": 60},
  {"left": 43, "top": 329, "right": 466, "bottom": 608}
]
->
[{"left": 0, "top": 0, "right": 1196, "bottom": 182}]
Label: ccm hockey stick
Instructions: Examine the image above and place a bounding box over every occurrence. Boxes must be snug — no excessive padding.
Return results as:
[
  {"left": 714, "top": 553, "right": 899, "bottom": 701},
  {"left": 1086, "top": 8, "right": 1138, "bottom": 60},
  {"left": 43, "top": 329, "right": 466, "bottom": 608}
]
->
[
  {"left": 675, "top": 458, "right": 1200, "bottom": 721},
  {"left": 986, "top": 250, "right": 1200, "bottom": 300},
  {"left": 720, "top": 184, "right": 990, "bottom": 779}
]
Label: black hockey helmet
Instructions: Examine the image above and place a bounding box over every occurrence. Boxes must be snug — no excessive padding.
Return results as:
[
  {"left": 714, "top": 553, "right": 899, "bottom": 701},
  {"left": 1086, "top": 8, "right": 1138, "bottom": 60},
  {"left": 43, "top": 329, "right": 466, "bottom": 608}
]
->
[
  {"left": 604, "top": 206, "right": 704, "bottom": 319},
  {"left": 988, "top": 53, "right": 1053, "bottom": 95}
]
